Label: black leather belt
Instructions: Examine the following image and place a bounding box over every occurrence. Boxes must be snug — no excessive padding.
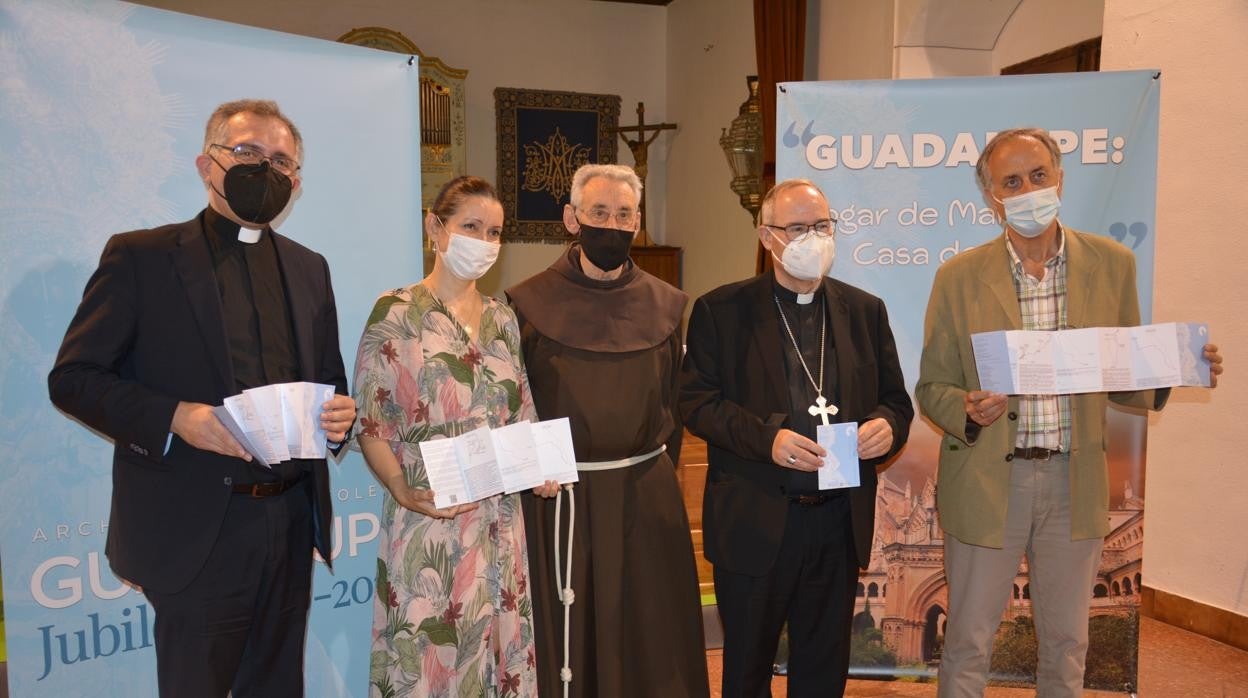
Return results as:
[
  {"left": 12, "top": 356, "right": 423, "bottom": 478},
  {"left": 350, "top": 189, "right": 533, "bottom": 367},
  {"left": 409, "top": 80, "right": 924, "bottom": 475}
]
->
[
  {"left": 1013, "top": 446, "right": 1061, "bottom": 461},
  {"left": 789, "top": 493, "right": 833, "bottom": 506},
  {"left": 231, "top": 476, "right": 306, "bottom": 498}
]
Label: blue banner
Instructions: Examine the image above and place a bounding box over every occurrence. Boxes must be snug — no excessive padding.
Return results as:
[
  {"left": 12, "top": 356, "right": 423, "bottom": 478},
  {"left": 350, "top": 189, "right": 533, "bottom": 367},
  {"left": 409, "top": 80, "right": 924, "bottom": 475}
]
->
[
  {"left": 0, "top": 1, "right": 422, "bottom": 695},
  {"left": 777, "top": 71, "right": 1158, "bottom": 689}
]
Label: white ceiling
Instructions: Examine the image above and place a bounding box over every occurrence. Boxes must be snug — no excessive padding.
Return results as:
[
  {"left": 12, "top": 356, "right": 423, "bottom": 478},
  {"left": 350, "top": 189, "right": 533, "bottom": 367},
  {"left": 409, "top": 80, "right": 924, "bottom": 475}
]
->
[{"left": 894, "top": 0, "right": 1023, "bottom": 50}]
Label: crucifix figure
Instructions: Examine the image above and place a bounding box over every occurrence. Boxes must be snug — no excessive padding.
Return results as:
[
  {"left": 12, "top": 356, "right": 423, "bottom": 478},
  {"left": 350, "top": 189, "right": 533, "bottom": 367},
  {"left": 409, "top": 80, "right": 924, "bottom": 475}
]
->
[
  {"left": 808, "top": 395, "right": 839, "bottom": 426},
  {"left": 609, "top": 102, "right": 675, "bottom": 246}
]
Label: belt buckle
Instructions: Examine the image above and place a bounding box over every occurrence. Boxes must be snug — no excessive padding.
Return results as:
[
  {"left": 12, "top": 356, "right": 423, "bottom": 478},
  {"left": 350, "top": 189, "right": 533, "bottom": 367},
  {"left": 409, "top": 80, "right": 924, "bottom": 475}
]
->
[
  {"left": 250, "top": 481, "right": 283, "bottom": 497},
  {"left": 1034, "top": 447, "right": 1052, "bottom": 461}
]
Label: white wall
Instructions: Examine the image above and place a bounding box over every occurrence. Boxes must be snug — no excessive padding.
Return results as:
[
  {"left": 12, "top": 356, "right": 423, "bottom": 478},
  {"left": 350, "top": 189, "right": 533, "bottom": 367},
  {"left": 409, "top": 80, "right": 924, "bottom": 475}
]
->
[
  {"left": 890, "top": 0, "right": 1103, "bottom": 79},
  {"left": 991, "top": 0, "right": 1103, "bottom": 73},
  {"left": 894, "top": 46, "right": 990, "bottom": 78},
  {"left": 130, "top": 0, "right": 668, "bottom": 298},
  {"left": 892, "top": 0, "right": 1001, "bottom": 78},
  {"left": 665, "top": 0, "right": 758, "bottom": 312},
  {"left": 1101, "top": 0, "right": 1248, "bottom": 616},
  {"left": 810, "top": 0, "right": 894, "bottom": 81}
]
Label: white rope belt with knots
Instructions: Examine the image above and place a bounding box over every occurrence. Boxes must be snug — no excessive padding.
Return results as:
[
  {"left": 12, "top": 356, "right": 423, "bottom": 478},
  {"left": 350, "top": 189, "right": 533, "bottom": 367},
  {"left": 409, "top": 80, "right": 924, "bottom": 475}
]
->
[{"left": 552, "top": 443, "right": 665, "bottom": 698}]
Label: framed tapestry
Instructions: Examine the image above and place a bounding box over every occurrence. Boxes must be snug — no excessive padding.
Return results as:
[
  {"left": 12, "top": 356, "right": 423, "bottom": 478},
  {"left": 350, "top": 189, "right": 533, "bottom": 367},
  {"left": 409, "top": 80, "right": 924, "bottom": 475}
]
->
[{"left": 495, "top": 87, "right": 621, "bottom": 242}]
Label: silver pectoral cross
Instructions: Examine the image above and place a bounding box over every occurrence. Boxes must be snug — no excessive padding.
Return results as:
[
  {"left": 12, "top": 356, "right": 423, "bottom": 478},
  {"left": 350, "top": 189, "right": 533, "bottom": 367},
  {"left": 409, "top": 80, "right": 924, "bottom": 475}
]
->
[{"left": 808, "top": 394, "right": 839, "bottom": 426}]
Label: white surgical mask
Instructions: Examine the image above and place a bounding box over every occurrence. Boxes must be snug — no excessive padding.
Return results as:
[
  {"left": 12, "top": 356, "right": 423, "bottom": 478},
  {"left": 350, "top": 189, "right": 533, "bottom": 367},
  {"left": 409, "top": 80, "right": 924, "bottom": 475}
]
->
[
  {"left": 440, "top": 232, "right": 500, "bottom": 280},
  {"left": 998, "top": 186, "right": 1061, "bottom": 238},
  {"left": 770, "top": 230, "right": 836, "bottom": 281}
]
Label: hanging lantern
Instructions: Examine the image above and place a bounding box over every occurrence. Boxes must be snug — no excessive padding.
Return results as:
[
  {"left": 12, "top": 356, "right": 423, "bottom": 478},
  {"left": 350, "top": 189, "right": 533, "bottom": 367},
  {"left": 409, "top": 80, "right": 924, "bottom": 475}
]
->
[{"left": 719, "top": 75, "right": 765, "bottom": 224}]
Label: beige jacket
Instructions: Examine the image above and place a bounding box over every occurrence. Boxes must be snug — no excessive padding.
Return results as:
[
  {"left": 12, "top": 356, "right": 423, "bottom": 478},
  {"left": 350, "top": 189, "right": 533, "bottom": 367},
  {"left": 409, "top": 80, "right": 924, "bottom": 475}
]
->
[{"left": 916, "top": 227, "right": 1167, "bottom": 548}]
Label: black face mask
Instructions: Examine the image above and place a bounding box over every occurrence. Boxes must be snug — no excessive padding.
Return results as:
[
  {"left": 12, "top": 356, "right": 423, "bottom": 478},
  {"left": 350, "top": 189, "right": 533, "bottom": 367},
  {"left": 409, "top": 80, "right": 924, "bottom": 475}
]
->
[
  {"left": 210, "top": 158, "right": 293, "bottom": 225},
  {"left": 578, "top": 223, "right": 634, "bottom": 271}
]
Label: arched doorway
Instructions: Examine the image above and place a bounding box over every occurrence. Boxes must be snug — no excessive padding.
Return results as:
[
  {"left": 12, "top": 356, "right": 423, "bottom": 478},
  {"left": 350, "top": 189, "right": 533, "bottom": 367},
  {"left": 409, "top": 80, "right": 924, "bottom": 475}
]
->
[
  {"left": 922, "top": 605, "right": 947, "bottom": 662},
  {"left": 853, "top": 608, "right": 876, "bottom": 634}
]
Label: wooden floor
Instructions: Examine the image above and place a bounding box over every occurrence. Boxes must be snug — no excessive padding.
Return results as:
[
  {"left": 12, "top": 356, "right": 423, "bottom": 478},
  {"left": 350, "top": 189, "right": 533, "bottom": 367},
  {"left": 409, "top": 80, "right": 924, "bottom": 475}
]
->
[
  {"left": 675, "top": 429, "right": 714, "bottom": 596},
  {"left": 4, "top": 616, "right": 1237, "bottom": 697},
  {"left": 704, "top": 616, "right": 1248, "bottom": 696}
]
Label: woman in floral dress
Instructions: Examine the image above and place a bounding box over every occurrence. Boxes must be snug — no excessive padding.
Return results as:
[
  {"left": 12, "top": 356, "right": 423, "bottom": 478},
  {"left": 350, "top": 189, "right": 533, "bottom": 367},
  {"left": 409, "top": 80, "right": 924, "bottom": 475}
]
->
[{"left": 354, "top": 176, "right": 554, "bottom": 697}]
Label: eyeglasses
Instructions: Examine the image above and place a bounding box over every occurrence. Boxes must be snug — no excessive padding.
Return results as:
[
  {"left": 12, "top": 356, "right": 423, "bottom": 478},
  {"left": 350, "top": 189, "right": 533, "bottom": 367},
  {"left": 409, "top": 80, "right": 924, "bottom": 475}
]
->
[
  {"left": 762, "top": 218, "right": 836, "bottom": 242},
  {"left": 209, "top": 143, "right": 301, "bottom": 177},
  {"left": 575, "top": 206, "right": 639, "bottom": 228}
]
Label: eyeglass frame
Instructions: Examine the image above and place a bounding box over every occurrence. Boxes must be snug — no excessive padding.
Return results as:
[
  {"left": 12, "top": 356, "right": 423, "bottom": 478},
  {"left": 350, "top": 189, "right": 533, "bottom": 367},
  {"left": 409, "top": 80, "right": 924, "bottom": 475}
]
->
[
  {"left": 572, "top": 205, "right": 640, "bottom": 228},
  {"left": 208, "top": 143, "right": 301, "bottom": 177},
  {"left": 760, "top": 218, "right": 837, "bottom": 243}
]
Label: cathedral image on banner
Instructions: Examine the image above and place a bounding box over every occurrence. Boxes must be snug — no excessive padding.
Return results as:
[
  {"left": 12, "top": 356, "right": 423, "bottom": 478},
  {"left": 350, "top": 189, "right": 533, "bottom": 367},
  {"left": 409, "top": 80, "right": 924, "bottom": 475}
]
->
[{"left": 846, "top": 409, "right": 1147, "bottom": 690}]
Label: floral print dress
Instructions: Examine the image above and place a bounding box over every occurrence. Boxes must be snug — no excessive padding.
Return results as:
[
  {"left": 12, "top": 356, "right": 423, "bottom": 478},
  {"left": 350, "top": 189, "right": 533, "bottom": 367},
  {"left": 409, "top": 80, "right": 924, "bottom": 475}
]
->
[{"left": 354, "top": 284, "right": 539, "bottom": 698}]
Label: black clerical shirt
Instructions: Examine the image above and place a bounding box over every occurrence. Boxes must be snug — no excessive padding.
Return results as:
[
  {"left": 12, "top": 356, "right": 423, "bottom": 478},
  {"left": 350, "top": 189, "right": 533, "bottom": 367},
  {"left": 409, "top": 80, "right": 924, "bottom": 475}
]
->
[
  {"left": 203, "top": 207, "right": 305, "bottom": 483},
  {"left": 773, "top": 278, "right": 841, "bottom": 496}
]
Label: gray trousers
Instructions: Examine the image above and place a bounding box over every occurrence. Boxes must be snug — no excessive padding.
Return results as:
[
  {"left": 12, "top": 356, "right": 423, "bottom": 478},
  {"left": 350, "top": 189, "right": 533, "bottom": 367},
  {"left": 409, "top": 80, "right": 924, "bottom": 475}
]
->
[{"left": 937, "top": 454, "right": 1104, "bottom": 698}]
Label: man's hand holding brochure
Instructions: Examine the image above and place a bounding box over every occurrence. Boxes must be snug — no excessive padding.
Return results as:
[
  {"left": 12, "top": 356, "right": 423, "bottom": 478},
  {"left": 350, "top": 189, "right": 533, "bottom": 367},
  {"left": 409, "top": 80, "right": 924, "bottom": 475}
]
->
[
  {"left": 972, "top": 322, "right": 1218, "bottom": 394},
  {"left": 213, "top": 381, "right": 336, "bottom": 467}
]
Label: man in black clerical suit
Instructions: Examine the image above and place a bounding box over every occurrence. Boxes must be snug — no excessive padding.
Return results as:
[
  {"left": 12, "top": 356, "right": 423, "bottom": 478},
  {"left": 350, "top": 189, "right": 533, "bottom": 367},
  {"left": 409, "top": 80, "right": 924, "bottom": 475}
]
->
[
  {"left": 48, "top": 99, "right": 357, "bottom": 698},
  {"left": 680, "top": 179, "right": 912, "bottom": 697}
]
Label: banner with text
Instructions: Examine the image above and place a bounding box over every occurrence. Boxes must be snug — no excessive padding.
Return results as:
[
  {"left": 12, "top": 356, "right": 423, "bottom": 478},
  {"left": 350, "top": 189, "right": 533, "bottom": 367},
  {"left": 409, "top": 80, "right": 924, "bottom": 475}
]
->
[
  {"left": 777, "top": 71, "right": 1158, "bottom": 691},
  {"left": 0, "top": 1, "right": 421, "bottom": 695}
]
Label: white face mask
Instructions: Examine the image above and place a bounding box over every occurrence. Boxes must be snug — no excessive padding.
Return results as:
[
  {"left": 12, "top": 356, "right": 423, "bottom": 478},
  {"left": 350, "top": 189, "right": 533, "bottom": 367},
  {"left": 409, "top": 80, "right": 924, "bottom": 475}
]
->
[
  {"left": 770, "top": 230, "right": 836, "bottom": 281},
  {"left": 997, "top": 186, "right": 1061, "bottom": 238},
  {"left": 440, "top": 232, "right": 500, "bottom": 281}
]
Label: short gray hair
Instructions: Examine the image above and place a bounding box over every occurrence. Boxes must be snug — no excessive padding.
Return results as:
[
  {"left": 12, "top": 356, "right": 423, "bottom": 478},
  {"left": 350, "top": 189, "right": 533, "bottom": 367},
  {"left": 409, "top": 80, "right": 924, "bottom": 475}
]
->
[
  {"left": 569, "top": 164, "right": 642, "bottom": 208},
  {"left": 976, "top": 127, "right": 1061, "bottom": 193},
  {"left": 760, "top": 178, "right": 827, "bottom": 224},
  {"left": 203, "top": 99, "right": 304, "bottom": 163}
]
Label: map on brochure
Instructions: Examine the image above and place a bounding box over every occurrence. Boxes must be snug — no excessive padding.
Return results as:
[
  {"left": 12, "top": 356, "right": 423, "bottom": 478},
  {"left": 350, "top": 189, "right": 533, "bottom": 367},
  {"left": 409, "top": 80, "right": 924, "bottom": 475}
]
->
[
  {"left": 972, "top": 322, "right": 1211, "bottom": 395},
  {"left": 816, "top": 422, "right": 860, "bottom": 490},
  {"left": 419, "top": 418, "right": 579, "bottom": 508},
  {"left": 213, "top": 381, "right": 335, "bottom": 468}
]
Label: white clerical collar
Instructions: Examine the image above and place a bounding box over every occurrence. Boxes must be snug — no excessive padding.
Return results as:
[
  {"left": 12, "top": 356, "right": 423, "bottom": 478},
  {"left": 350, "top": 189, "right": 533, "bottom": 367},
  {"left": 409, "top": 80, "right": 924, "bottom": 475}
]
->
[
  {"left": 796, "top": 292, "right": 815, "bottom": 305},
  {"left": 238, "top": 227, "right": 262, "bottom": 244}
]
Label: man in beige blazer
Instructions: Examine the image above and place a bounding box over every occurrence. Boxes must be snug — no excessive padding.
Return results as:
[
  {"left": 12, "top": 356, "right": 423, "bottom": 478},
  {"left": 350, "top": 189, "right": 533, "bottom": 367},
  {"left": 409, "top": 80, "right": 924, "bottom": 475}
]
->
[{"left": 916, "top": 127, "right": 1223, "bottom": 698}]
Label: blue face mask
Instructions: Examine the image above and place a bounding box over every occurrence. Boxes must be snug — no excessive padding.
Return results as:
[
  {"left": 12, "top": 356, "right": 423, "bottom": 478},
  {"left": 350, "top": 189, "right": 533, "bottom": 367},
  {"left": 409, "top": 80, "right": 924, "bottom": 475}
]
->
[{"left": 997, "top": 186, "right": 1061, "bottom": 238}]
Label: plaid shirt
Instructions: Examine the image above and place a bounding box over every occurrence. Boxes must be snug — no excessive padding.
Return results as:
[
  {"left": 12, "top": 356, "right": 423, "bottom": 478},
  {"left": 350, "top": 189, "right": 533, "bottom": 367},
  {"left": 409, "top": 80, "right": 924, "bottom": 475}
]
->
[{"left": 1006, "top": 230, "right": 1071, "bottom": 451}]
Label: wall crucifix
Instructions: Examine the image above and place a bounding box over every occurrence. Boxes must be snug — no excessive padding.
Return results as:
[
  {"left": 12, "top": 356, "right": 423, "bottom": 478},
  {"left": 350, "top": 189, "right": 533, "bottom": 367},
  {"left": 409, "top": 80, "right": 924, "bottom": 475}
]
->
[{"left": 609, "top": 102, "right": 676, "bottom": 246}]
